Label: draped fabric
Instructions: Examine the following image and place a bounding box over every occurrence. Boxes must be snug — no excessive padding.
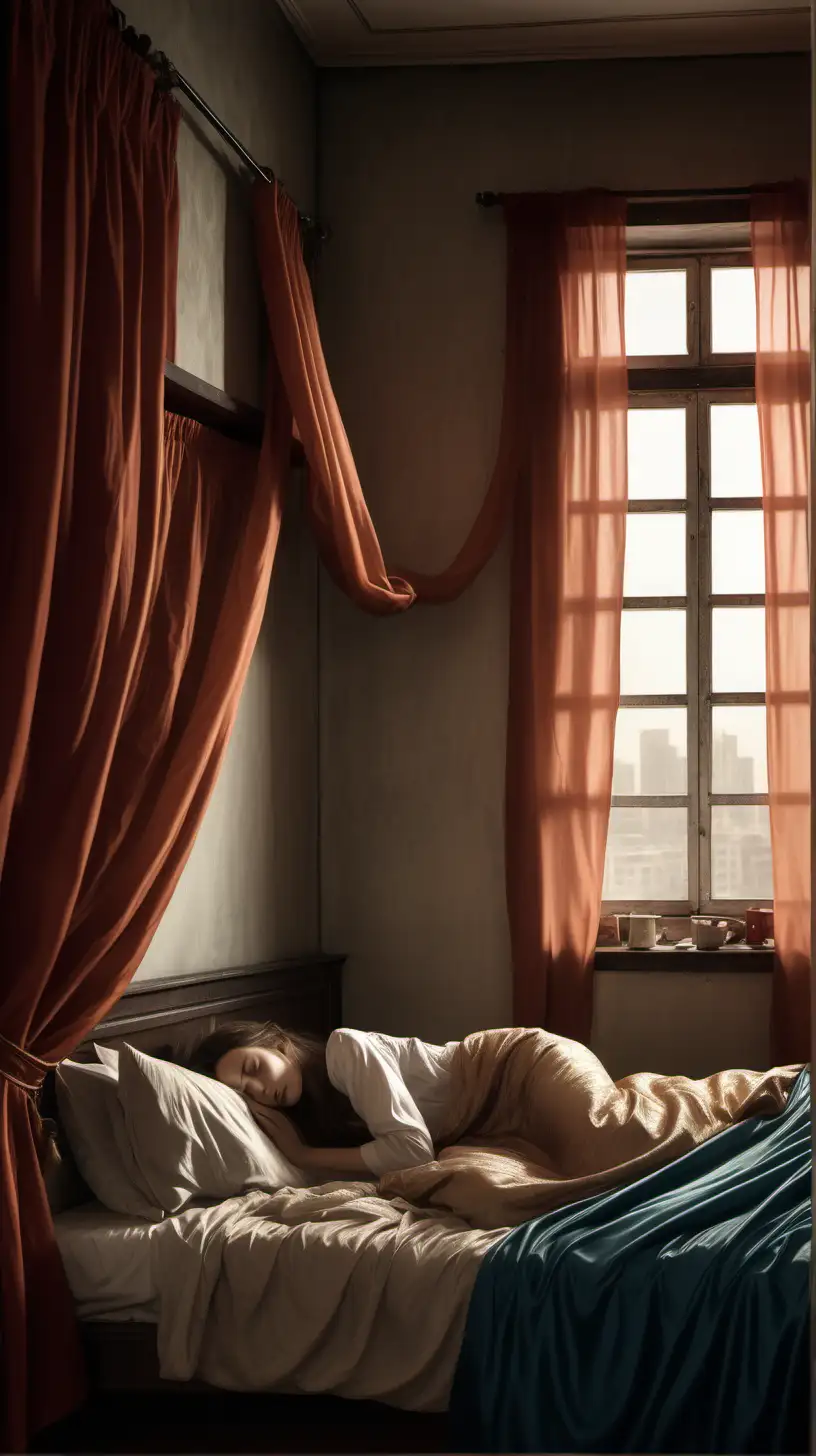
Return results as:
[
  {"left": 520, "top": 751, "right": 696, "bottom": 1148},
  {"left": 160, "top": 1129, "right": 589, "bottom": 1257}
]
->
[
  {"left": 253, "top": 183, "right": 414, "bottom": 615},
  {"left": 752, "top": 187, "right": 811, "bottom": 1065},
  {"left": 379, "top": 1026, "right": 800, "bottom": 1228},
  {"left": 503, "top": 197, "right": 628, "bottom": 1038},
  {"left": 1, "top": 1, "right": 279, "bottom": 1443},
  {"left": 451, "top": 1067, "right": 810, "bottom": 1453},
  {"left": 254, "top": 187, "right": 627, "bottom": 1043}
]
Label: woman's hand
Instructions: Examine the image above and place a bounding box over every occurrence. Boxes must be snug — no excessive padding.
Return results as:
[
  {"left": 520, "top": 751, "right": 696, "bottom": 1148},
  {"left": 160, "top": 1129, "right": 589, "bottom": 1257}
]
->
[
  {"left": 247, "top": 1100, "right": 311, "bottom": 1168},
  {"left": 247, "top": 1099, "right": 372, "bottom": 1181}
]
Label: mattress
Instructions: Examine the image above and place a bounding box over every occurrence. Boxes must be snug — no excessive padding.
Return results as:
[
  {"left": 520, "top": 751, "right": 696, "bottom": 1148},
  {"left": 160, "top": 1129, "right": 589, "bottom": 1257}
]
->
[
  {"left": 54, "top": 1201, "right": 163, "bottom": 1322},
  {"left": 54, "top": 1187, "right": 500, "bottom": 1411}
]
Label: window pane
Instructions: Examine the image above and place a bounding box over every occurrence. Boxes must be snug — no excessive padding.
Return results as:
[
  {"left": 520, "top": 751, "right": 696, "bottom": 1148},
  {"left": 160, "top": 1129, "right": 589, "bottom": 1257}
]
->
[
  {"left": 613, "top": 707, "right": 687, "bottom": 794},
  {"left": 624, "top": 514, "right": 686, "bottom": 597},
  {"left": 627, "top": 408, "right": 686, "bottom": 500},
  {"left": 626, "top": 271, "right": 687, "bottom": 356},
  {"left": 711, "top": 805, "right": 772, "bottom": 900},
  {"left": 711, "top": 511, "right": 765, "bottom": 594},
  {"left": 711, "top": 268, "right": 757, "bottom": 354},
  {"left": 603, "top": 807, "right": 688, "bottom": 900},
  {"left": 712, "top": 607, "right": 765, "bottom": 692},
  {"left": 620, "top": 611, "right": 686, "bottom": 695},
  {"left": 712, "top": 706, "right": 768, "bottom": 794},
  {"left": 710, "top": 404, "right": 762, "bottom": 498}
]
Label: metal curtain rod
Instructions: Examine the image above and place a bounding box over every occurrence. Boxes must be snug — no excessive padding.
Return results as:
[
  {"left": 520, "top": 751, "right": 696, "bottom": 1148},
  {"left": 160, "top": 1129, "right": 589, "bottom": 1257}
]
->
[
  {"left": 109, "top": 5, "right": 324, "bottom": 237},
  {"left": 476, "top": 186, "right": 753, "bottom": 208}
]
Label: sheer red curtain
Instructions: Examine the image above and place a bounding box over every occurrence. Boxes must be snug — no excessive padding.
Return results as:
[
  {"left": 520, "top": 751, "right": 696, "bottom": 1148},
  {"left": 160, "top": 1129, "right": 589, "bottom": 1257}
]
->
[
  {"left": 253, "top": 180, "right": 521, "bottom": 607},
  {"left": 752, "top": 186, "right": 811, "bottom": 1064},
  {"left": 1, "top": 2, "right": 280, "bottom": 1445},
  {"left": 253, "top": 184, "right": 414, "bottom": 614},
  {"left": 503, "top": 196, "right": 628, "bottom": 1037},
  {"left": 254, "top": 187, "right": 627, "bottom": 1041}
]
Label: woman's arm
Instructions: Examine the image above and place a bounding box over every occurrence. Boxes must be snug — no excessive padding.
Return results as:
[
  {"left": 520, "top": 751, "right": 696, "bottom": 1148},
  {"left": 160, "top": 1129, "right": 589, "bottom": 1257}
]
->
[
  {"left": 300, "top": 1144, "right": 371, "bottom": 1177},
  {"left": 326, "top": 1030, "right": 435, "bottom": 1176}
]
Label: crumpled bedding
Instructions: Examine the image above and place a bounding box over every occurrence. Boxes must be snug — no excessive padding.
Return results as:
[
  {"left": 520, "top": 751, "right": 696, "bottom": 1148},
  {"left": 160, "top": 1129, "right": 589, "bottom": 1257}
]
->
[
  {"left": 153, "top": 1181, "right": 504, "bottom": 1411},
  {"left": 379, "top": 1027, "right": 803, "bottom": 1229},
  {"left": 150, "top": 1031, "right": 801, "bottom": 1410}
]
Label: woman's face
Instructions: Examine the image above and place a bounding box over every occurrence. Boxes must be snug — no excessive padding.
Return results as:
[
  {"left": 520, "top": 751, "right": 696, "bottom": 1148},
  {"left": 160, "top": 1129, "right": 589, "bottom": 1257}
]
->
[{"left": 215, "top": 1045, "right": 302, "bottom": 1108}]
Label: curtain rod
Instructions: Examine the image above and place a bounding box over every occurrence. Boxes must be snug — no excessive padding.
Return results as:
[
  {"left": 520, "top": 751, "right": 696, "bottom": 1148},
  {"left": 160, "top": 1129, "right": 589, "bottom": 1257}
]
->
[
  {"left": 109, "top": 5, "right": 326, "bottom": 239},
  {"left": 476, "top": 187, "right": 753, "bottom": 208}
]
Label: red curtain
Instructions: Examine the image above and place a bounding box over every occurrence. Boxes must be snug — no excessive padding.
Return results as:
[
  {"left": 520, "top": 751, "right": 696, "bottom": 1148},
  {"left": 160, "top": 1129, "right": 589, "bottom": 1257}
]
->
[
  {"left": 1, "top": 2, "right": 281, "bottom": 1445},
  {"left": 254, "top": 187, "right": 628, "bottom": 1042},
  {"left": 253, "top": 184, "right": 414, "bottom": 614},
  {"left": 752, "top": 186, "right": 811, "bottom": 1064},
  {"left": 502, "top": 197, "right": 628, "bottom": 1037}
]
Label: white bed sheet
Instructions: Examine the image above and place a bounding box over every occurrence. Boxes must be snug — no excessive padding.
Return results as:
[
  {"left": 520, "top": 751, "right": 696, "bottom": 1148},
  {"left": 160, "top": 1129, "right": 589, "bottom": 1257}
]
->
[
  {"left": 54, "top": 1201, "right": 164, "bottom": 1322},
  {"left": 54, "top": 1188, "right": 501, "bottom": 1412}
]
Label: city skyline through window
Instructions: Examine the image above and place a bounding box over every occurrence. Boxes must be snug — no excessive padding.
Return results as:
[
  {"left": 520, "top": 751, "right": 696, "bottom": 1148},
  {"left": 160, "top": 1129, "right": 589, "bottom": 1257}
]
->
[{"left": 602, "top": 257, "right": 771, "bottom": 912}]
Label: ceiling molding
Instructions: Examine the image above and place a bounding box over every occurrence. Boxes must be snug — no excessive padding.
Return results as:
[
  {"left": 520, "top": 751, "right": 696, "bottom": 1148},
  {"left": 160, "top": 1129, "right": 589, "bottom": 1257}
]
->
[
  {"left": 344, "top": 2, "right": 806, "bottom": 37},
  {"left": 275, "top": 0, "right": 809, "bottom": 65},
  {"left": 275, "top": 0, "right": 317, "bottom": 45}
]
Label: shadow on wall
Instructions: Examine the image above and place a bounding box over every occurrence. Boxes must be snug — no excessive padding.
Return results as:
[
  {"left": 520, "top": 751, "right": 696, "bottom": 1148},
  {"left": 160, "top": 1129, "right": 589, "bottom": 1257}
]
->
[{"left": 224, "top": 160, "right": 264, "bottom": 406}]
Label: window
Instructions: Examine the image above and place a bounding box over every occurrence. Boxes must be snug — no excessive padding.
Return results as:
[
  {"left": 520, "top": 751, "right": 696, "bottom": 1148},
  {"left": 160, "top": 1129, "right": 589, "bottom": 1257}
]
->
[{"left": 602, "top": 255, "right": 771, "bottom": 914}]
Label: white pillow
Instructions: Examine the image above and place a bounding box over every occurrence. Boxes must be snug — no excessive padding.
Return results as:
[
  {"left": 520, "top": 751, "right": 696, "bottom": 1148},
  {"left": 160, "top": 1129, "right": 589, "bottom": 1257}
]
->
[
  {"left": 55, "top": 1061, "right": 163, "bottom": 1221},
  {"left": 116, "top": 1044, "right": 304, "bottom": 1214},
  {"left": 94, "top": 1043, "right": 119, "bottom": 1072}
]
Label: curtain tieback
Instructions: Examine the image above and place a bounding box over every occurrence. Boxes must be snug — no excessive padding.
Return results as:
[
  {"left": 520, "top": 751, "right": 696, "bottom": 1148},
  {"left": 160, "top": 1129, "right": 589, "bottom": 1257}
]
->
[{"left": 0, "top": 1032, "right": 57, "bottom": 1092}]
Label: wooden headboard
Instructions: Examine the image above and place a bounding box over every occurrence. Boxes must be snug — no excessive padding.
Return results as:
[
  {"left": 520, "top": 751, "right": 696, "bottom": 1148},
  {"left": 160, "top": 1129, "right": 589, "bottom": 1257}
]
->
[{"left": 44, "top": 954, "right": 343, "bottom": 1101}]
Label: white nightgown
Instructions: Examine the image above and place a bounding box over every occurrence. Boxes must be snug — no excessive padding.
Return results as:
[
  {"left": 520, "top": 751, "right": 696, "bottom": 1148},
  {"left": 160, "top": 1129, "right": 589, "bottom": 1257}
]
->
[{"left": 325, "top": 1028, "right": 459, "bottom": 1177}]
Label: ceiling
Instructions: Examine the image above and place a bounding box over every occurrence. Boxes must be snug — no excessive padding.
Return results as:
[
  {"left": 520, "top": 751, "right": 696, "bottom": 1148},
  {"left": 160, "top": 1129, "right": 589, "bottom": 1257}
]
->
[{"left": 275, "top": 0, "right": 809, "bottom": 66}]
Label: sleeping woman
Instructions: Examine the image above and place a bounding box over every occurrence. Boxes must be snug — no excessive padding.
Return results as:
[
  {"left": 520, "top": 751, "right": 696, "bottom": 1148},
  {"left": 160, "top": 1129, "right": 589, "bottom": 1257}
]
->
[
  {"left": 173, "top": 1019, "right": 800, "bottom": 1224},
  {"left": 184, "top": 1022, "right": 456, "bottom": 1179}
]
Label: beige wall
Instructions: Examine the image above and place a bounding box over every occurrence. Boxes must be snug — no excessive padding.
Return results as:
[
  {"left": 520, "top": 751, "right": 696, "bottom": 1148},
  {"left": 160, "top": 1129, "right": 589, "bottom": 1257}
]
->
[
  {"left": 317, "top": 55, "right": 809, "bottom": 1067},
  {"left": 126, "top": 0, "right": 319, "bottom": 980}
]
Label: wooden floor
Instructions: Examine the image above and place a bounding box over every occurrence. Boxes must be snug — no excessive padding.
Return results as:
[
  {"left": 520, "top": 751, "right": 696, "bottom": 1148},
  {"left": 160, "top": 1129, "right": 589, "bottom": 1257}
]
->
[{"left": 33, "top": 1391, "right": 454, "bottom": 1454}]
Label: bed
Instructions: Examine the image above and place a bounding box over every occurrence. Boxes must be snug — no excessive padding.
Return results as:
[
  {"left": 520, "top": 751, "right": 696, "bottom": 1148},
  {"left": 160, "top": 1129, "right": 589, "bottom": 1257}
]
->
[
  {"left": 55, "top": 1183, "right": 500, "bottom": 1406},
  {"left": 38, "top": 955, "right": 457, "bottom": 1453},
  {"left": 55, "top": 1202, "right": 162, "bottom": 1323},
  {"left": 39, "top": 958, "right": 810, "bottom": 1455}
]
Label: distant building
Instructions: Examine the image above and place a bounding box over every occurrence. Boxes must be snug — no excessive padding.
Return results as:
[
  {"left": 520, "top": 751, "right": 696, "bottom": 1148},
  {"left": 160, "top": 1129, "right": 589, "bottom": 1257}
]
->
[
  {"left": 640, "top": 728, "right": 684, "bottom": 795},
  {"left": 712, "top": 830, "right": 773, "bottom": 900},
  {"left": 604, "top": 726, "right": 770, "bottom": 903},
  {"left": 713, "top": 732, "right": 754, "bottom": 794},
  {"left": 613, "top": 759, "right": 636, "bottom": 796}
]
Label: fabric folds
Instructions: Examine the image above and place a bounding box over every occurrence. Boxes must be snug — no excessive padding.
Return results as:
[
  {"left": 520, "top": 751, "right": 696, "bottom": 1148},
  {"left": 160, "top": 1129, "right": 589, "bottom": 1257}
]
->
[
  {"left": 379, "top": 1026, "right": 802, "bottom": 1229},
  {"left": 450, "top": 1066, "right": 810, "bottom": 1452},
  {"left": 752, "top": 185, "right": 811, "bottom": 1064},
  {"left": 253, "top": 185, "right": 628, "bottom": 1043},
  {"left": 2, "top": 4, "right": 278, "bottom": 1434}
]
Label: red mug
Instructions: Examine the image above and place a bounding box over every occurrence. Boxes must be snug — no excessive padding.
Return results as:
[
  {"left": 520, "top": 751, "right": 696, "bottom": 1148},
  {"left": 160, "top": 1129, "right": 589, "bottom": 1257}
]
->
[{"left": 746, "top": 907, "right": 774, "bottom": 945}]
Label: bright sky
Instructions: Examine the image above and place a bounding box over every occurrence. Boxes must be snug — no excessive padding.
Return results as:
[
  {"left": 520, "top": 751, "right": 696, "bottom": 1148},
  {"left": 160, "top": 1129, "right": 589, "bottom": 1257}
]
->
[{"left": 619, "top": 269, "right": 767, "bottom": 795}]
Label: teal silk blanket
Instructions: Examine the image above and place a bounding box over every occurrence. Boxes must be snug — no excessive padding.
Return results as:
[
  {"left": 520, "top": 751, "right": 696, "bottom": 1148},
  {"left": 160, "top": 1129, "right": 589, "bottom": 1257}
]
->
[{"left": 451, "top": 1067, "right": 810, "bottom": 1453}]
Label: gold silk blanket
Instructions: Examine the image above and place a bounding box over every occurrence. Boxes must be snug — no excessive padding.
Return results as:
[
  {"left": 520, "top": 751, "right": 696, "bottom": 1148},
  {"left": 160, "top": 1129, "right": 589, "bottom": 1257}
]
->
[{"left": 379, "top": 1028, "right": 802, "bottom": 1229}]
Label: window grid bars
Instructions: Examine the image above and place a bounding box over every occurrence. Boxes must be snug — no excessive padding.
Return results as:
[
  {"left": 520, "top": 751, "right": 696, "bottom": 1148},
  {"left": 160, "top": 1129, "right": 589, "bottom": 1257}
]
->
[{"left": 606, "top": 277, "right": 765, "bottom": 914}]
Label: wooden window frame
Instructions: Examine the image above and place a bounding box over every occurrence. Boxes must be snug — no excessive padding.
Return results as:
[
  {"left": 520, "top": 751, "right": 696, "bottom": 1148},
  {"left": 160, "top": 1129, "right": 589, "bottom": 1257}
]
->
[{"left": 603, "top": 251, "right": 768, "bottom": 918}]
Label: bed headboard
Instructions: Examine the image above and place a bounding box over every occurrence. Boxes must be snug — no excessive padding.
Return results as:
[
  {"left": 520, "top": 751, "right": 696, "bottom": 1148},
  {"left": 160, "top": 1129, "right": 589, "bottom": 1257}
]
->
[{"left": 71, "top": 954, "right": 344, "bottom": 1063}]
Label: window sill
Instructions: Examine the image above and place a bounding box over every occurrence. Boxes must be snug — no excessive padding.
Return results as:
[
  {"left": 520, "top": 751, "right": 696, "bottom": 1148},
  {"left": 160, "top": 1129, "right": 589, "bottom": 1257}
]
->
[{"left": 595, "top": 945, "right": 775, "bottom": 973}]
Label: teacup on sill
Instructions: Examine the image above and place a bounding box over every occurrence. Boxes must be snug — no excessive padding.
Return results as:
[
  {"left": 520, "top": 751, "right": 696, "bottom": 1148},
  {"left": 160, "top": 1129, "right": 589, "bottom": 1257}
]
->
[
  {"left": 627, "top": 914, "right": 658, "bottom": 949},
  {"left": 691, "top": 916, "right": 744, "bottom": 950}
]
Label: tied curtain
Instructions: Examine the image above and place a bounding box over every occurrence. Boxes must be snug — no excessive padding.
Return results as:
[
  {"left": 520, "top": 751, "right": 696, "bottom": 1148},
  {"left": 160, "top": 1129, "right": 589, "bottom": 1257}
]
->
[
  {"left": 2, "top": 1, "right": 280, "bottom": 1446},
  {"left": 254, "top": 185, "right": 628, "bottom": 1040},
  {"left": 752, "top": 187, "right": 811, "bottom": 1065}
]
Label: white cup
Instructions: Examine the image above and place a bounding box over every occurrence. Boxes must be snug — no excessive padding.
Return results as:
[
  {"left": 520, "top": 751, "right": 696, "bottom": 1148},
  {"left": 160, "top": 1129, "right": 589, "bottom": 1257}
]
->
[
  {"left": 691, "top": 916, "right": 743, "bottom": 950},
  {"left": 628, "top": 914, "right": 657, "bottom": 950}
]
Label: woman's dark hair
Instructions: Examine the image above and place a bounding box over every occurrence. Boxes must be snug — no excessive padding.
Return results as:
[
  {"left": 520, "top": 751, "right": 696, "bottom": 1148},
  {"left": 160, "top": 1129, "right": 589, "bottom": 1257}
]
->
[{"left": 169, "top": 1021, "right": 367, "bottom": 1149}]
